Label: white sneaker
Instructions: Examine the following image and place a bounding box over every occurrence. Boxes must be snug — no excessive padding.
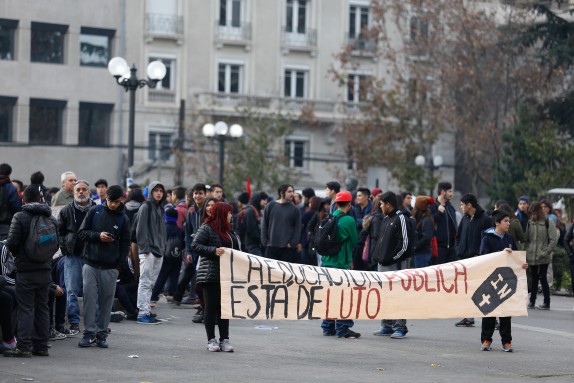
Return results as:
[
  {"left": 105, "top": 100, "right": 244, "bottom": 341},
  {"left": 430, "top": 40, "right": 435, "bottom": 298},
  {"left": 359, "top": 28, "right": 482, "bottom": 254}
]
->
[
  {"left": 219, "top": 339, "right": 234, "bottom": 352},
  {"left": 207, "top": 338, "right": 220, "bottom": 352}
]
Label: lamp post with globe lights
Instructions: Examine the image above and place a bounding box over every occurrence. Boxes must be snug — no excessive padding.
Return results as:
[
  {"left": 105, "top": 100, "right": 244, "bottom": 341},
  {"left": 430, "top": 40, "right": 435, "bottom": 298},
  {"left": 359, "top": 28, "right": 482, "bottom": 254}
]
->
[
  {"left": 202, "top": 121, "right": 244, "bottom": 186},
  {"left": 415, "top": 154, "right": 444, "bottom": 196},
  {"left": 108, "top": 57, "right": 166, "bottom": 177}
]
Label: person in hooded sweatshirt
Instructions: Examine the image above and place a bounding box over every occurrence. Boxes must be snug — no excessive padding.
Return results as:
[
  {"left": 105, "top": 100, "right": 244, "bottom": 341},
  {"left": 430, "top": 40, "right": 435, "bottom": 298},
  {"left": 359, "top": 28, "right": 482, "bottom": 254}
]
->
[
  {"left": 479, "top": 209, "right": 527, "bottom": 353},
  {"left": 135, "top": 181, "right": 166, "bottom": 325},
  {"left": 243, "top": 191, "right": 268, "bottom": 256},
  {"left": 5, "top": 186, "right": 57, "bottom": 357}
]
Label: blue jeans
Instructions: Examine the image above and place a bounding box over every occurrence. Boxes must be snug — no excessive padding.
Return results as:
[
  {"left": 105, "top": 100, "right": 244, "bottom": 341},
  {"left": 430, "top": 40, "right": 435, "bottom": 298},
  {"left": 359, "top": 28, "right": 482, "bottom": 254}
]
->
[
  {"left": 412, "top": 251, "right": 431, "bottom": 268},
  {"left": 246, "top": 246, "right": 262, "bottom": 256},
  {"left": 378, "top": 262, "right": 408, "bottom": 333},
  {"left": 64, "top": 255, "right": 84, "bottom": 325},
  {"left": 321, "top": 319, "right": 354, "bottom": 336}
]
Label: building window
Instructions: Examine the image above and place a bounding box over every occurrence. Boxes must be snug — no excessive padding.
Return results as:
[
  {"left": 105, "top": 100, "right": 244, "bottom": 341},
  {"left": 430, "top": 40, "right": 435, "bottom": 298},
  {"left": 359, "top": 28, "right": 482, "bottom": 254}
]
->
[
  {"left": 0, "top": 19, "right": 18, "bottom": 60},
  {"left": 149, "top": 131, "right": 173, "bottom": 161},
  {"left": 80, "top": 27, "right": 114, "bottom": 67},
  {"left": 219, "top": 0, "right": 242, "bottom": 27},
  {"left": 286, "top": 0, "right": 307, "bottom": 34},
  {"left": 285, "top": 139, "right": 309, "bottom": 169},
  {"left": 349, "top": 4, "right": 370, "bottom": 39},
  {"left": 284, "top": 69, "right": 308, "bottom": 98},
  {"left": 79, "top": 102, "right": 113, "bottom": 147},
  {"left": 410, "top": 15, "right": 429, "bottom": 45},
  {"left": 347, "top": 74, "right": 369, "bottom": 103},
  {"left": 149, "top": 57, "right": 175, "bottom": 90},
  {"left": 218, "top": 63, "right": 242, "bottom": 94},
  {"left": 31, "top": 22, "right": 68, "bottom": 64},
  {"left": 0, "top": 96, "right": 16, "bottom": 142},
  {"left": 29, "top": 98, "right": 66, "bottom": 145}
]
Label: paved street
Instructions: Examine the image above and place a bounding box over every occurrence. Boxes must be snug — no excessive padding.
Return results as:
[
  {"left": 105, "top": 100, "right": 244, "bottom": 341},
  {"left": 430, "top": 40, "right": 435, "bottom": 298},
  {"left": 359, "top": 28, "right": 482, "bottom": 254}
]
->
[{"left": 1, "top": 295, "right": 573, "bottom": 383}]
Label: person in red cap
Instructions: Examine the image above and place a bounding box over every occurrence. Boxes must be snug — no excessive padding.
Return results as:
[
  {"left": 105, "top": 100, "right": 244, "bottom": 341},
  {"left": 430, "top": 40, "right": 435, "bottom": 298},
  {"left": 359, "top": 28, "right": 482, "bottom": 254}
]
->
[
  {"left": 371, "top": 188, "right": 382, "bottom": 198},
  {"left": 320, "top": 191, "right": 360, "bottom": 339}
]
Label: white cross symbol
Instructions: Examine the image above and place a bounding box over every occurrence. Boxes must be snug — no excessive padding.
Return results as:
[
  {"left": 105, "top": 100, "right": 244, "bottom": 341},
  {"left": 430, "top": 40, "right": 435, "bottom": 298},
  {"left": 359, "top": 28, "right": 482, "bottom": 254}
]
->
[{"left": 479, "top": 294, "right": 491, "bottom": 307}]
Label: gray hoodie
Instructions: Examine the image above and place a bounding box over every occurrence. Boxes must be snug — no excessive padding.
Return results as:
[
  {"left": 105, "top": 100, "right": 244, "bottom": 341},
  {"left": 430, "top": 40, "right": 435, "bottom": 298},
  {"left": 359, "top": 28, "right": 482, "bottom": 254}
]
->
[{"left": 136, "top": 181, "right": 166, "bottom": 257}]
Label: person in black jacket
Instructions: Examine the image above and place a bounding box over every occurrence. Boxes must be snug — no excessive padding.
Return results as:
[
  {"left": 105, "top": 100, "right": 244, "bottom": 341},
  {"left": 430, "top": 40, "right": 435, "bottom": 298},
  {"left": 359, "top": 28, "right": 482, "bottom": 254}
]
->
[
  {"left": 0, "top": 163, "right": 22, "bottom": 241},
  {"left": 454, "top": 193, "right": 491, "bottom": 328},
  {"left": 5, "top": 186, "right": 57, "bottom": 357},
  {"left": 479, "top": 210, "right": 526, "bottom": 352},
  {"left": 192, "top": 202, "right": 240, "bottom": 353},
  {"left": 77, "top": 185, "right": 130, "bottom": 349},
  {"left": 57, "top": 179, "right": 95, "bottom": 335},
  {"left": 564, "top": 221, "right": 574, "bottom": 296},
  {"left": 243, "top": 192, "right": 268, "bottom": 256},
  {"left": 412, "top": 196, "right": 435, "bottom": 268},
  {"left": 429, "top": 182, "right": 457, "bottom": 265}
]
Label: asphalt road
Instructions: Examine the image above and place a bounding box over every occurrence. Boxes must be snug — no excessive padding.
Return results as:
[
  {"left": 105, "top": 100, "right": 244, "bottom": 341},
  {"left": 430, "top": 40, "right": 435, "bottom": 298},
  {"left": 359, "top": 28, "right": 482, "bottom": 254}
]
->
[{"left": 1, "top": 295, "right": 573, "bottom": 383}]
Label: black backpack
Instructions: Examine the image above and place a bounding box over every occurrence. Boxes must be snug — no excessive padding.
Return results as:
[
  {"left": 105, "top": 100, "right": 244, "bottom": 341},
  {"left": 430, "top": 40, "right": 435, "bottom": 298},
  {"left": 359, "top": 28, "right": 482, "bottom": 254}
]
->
[
  {"left": 313, "top": 213, "right": 345, "bottom": 256},
  {"left": 164, "top": 233, "right": 183, "bottom": 258},
  {"left": 25, "top": 214, "right": 59, "bottom": 262},
  {"left": 0, "top": 185, "right": 8, "bottom": 222}
]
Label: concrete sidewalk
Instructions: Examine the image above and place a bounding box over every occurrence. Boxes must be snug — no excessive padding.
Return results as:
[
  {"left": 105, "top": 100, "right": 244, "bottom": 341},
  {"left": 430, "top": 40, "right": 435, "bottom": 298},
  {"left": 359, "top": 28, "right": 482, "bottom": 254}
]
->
[{"left": 1, "top": 296, "right": 573, "bottom": 383}]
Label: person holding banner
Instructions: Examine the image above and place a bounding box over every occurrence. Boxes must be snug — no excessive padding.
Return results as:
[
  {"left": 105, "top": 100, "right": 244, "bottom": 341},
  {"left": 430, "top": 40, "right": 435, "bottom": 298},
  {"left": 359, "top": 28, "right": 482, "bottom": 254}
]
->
[
  {"left": 192, "top": 202, "right": 240, "bottom": 352},
  {"left": 479, "top": 209, "right": 526, "bottom": 352},
  {"left": 320, "top": 191, "right": 360, "bottom": 339}
]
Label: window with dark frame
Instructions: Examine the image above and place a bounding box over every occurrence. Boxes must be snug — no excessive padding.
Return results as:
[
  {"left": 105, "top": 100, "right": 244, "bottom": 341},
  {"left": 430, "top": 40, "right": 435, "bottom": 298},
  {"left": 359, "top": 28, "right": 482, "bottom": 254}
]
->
[
  {"left": 347, "top": 74, "right": 368, "bottom": 103},
  {"left": 285, "top": 139, "right": 308, "bottom": 169},
  {"left": 80, "top": 27, "right": 114, "bottom": 67},
  {"left": 349, "top": 4, "right": 369, "bottom": 39},
  {"left": 218, "top": 63, "right": 241, "bottom": 93},
  {"left": 31, "top": 22, "right": 68, "bottom": 64},
  {"left": 0, "top": 96, "right": 17, "bottom": 142},
  {"left": 286, "top": 0, "right": 307, "bottom": 34},
  {"left": 284, "top": 69, "right": 307, "bottom": 98},
  {"left": 149, "top": 57, "right": 174, "bottom": 90},
  {"left": 149, "top": 132, "right": 173, "bottom": 161},
  {"left": 29, "top": 98, "right": 66, "bottom": 145},
  {"left": 79, "top": 102, "right": 113, "bottom": 147},
  {"left": 219, "top": 0, "right": 242, "bottom": 27},
  {"left": 0, "top": 19, "right": 18, "bottom": 61}
]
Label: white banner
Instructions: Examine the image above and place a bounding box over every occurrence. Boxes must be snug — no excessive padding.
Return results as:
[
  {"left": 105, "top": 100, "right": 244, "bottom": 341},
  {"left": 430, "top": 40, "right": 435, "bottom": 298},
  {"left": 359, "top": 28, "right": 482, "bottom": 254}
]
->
[{"left": 220, "top": 250, "right": 528, "bottom": 320}]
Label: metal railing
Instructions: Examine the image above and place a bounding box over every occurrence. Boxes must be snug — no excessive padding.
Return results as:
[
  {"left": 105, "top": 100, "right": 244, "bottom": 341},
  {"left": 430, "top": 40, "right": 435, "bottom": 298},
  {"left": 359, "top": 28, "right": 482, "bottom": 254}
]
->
[
  {"left": 145, "top": 13, "right": 183, "bottom": 37},
  {"left": 347, "top": 36, "right": 377, "bottom": 52},
  {"left": 148, "top": 89, "right": 176, "bottom": 103},
  {"left": 282, "top": 28, "right": 317, "bottom": 48},
  {"left": 215, "top": 21, "right": 252, "bottom": 41}
]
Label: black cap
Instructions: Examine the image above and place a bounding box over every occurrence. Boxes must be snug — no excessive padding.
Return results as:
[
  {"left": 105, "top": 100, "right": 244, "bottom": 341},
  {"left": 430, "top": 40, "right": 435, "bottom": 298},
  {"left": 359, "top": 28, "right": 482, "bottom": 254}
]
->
[
  {"left": 95, "top": 178, "right": 108, "bottom": 187},
  {"left": 237, "top": 192, "right": 250, "bottom": 205}
]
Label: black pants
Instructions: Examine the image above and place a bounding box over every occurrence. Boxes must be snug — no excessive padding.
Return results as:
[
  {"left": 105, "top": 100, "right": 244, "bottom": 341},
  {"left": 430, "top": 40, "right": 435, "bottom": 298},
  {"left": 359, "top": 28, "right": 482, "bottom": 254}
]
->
[
  {"left": 173, "top": 262, "right": 195, "bottom": 302},
  {"left": 0, "top": 289, "right": 14, "bottom": 341},
  {"left": 481, "top": 317, "right": 512, "bottom": 345},
  {"left": 48, "top": 287, "right": 66, "bottom": 329},
  {"left": 202, "top": 282, "right": 229, "bottom": 341},
  {"left": 530, "top": 264, "right": 550, "bottom": 305},
  {"left": 151, "top": 256, "right": 183, "bottom": 299},
  {"left": 116, "top": 282, "right": 138, "bottom": 317},
  {"left": 15, "top": 271, "right": 51, "bottom": 352},
  {"left": 265, "top": 247, "right": 297, "bottom": 263}
]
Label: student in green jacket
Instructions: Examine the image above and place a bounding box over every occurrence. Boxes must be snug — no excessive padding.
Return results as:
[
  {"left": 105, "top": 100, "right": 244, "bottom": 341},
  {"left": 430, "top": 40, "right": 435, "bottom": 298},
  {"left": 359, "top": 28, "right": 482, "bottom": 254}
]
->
[{"left": 320, "top": 191, "right": 359, "bottom": 339}]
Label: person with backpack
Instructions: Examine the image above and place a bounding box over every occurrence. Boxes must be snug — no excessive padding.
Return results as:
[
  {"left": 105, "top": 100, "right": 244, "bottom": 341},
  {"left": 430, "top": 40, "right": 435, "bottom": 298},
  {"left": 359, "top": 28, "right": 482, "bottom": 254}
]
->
[
  {"left": 5, "top": 185, "right": 59, "bottom": 357},
  {"left": 135, "top": 181, "right": 167, "bottom": 324},
  {"left": 319, "top": 191, "right": 360, "bottom": 339},
  {"left": 372, "top": 191, "right": 413, "bottom": 339},
  {"left": 525, "top": 201, "right": 558, "bottom": 310},
  {"left": 412, "top": 196, "right": 435, "bottom": 268},
  {"left": 0, "top": 163, "right": 22, "bottom": 241},
  {"left": 150, "top": 208, "right": 184, "bottom": 303},
  {"left": 77, "top": 185, "right": 130, "bottom": 348}
]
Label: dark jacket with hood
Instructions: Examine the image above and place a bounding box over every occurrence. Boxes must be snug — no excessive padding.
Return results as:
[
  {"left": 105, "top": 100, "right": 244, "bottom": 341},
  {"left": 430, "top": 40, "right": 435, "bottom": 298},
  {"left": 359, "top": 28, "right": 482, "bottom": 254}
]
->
[
  {"left": 430, "top": 200, "right": 457, "bottom": 249},
  {"left": 184, "top": 201, "right": 205, "bottom": 255},
  {"left": 372, "top": 209, "right": 410, "bottom": 266},
  {"left": 58, "top": 199, "right": 96, "bottom": 256},
  {"left": 455, "top": 205, "right": 492, "bottom": 259},
  {"left": 78, "top": 201, "right": 130, "bottom": 270},
  {"left": 136, "top": 181, "right": 166, "bottom": 257},
  {"left": 192, "top": 223, "right": 240, "bottom": 284},
  {"left": 6, "top": 203, "right": 58, "bottom": 273},
  {"left": 480, "top": 228, "right": 517, "bottom": 255},
  {"left": 244, "top": 192, "right": 265, "bottom": 249},
  {"left": 0, "top": 174, "right": 22, "bottom": 228}
]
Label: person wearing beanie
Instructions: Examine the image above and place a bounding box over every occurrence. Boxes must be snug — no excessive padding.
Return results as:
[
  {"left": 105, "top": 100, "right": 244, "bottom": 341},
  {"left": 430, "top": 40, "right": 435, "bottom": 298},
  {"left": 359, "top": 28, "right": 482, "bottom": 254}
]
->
[
  {"left": 150, "top": 208, "right": 184, "bottom": 303},
  {"left": 371, "top": 188, "right": 382, "bottom": 199},
  {"left": 135, "top": 181, "right": 167, "bottom": 325},
  {"left": 412, "top": 196, "right": 435, "bottom": 268},
  {"left": 77, "top": 185, "right": 130, "bottom": 348},
  {"left": 516, "top": 196, "right": 529, "bottom": 233}
]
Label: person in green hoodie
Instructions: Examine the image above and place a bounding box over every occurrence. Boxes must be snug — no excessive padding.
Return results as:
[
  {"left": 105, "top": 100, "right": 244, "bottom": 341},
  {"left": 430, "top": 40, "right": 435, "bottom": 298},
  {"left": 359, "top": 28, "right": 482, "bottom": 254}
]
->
[{"left": 320, "top": 191, "right": 359, "bottom": 339}]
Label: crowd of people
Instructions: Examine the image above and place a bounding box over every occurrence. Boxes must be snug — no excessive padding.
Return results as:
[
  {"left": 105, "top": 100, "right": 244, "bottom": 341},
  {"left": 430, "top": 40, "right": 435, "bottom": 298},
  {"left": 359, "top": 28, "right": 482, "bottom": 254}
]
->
[{"left": 0, "top": 162, "right": 573, "bottom": 357}]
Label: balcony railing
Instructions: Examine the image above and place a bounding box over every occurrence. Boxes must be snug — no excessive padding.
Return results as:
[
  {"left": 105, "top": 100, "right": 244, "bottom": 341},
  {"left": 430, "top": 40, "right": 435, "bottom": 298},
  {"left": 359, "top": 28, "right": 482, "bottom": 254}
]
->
[
  {"left": 214, "top": 21, "right": 252, "bottom": 42},
  {"left": 282, "top": 28, "right": 317, "bottom": 49},
  {"left": 145, "top": 14, "right": 183, "bottom": 39},
  {"left": 148, "top": 89, "right": 176, "bottom": 104},
  {"left": 347, "top": 36, "right": 377, "bottom": 52}
]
